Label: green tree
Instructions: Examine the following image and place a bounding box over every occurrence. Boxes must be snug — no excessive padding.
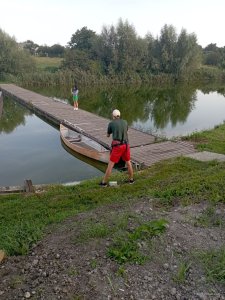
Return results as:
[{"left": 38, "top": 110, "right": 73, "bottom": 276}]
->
[
  {"left": 115, "top": 19, "right": 141, "bottom": 74},
  {"left": 98, "top": 25, "right": 118, "bottom": 74},
  {"left": 175, "top": 29, "right": 201, "bottom": 78},
  {"left": 144, "top": 33, "right": 159, "bottom": 74},
  {"left": 157, "top": 24, "right": 177, "bottom": 73},
  {"left": 68, "top": 27, "right": 97, "bottom": 53},
  {"left": 0, "top": 29, "right": 35, "bottom": 79},
  {"left": 64, "top": 27, "right": 101, "bottom": 73},
  {"left": 203, "top": 43, "right": 220, "bottom": 66},
  {"left": 49, "top": 44, "right": 65, "bottom": 57},
  {"left": 36, "top": 45, "right": 50, "bottom": 57},
  {"left": 21, "top": 40, "right": 39, "bottom": 55}
]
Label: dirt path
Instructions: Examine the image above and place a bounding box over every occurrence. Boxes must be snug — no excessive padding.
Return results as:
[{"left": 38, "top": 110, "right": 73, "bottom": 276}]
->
[{"left": 1, "top": 198, "right": 225, "bottom": 300}]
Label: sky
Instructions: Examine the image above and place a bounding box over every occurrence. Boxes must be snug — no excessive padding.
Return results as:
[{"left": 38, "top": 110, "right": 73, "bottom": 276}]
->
[{"left": 1, "top": 0, "right": 225, "bottom": 48}]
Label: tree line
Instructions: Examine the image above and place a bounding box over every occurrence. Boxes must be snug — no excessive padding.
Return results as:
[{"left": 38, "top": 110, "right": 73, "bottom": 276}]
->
[{"left": 1, "top": 19, "right": 225, "bottom": 84}]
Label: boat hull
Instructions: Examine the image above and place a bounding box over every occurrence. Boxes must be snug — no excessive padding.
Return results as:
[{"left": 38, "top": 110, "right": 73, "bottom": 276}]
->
[{"left": 60, "top": 124, "right": 110, "bottom": 164}]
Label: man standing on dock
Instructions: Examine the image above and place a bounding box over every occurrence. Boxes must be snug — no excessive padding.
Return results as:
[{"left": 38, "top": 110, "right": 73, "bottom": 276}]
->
[{"left": 100, "top": 109, "right": 134, "bottom": 187}]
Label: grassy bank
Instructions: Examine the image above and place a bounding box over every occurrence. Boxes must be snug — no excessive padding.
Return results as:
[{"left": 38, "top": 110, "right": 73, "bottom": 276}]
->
[
  {"left": 1, "top": 123, "right": 225, "bottom": 257},
  {"left": 33, "top": 56, "right": 62, "bottom": 72},
  {"left": 183, "top": 121, "right": 225, "bottom": 154}
]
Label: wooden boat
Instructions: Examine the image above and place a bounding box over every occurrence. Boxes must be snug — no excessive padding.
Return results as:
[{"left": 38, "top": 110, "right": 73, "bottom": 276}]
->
[
  {"left": 60, "top": 124, "right": 110, "bottom": 164},
  {"left": 60, "top": 139, "right": 108, "bottom": 173}
]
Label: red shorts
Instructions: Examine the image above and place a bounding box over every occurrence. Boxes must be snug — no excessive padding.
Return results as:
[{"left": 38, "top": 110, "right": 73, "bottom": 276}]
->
[{"left": 110, "top": 142, "right": 130, "bottom": 163}]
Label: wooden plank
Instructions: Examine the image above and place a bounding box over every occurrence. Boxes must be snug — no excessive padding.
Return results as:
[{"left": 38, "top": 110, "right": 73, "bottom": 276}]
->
[{"left": 131, "top": 141, "right": 196, "bottom": 167}]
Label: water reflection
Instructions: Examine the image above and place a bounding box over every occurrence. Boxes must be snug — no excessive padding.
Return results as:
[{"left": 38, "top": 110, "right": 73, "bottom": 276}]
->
[
  {"left": 1, "top": 83, "right": 225, "bottom": 186},
  {"left": 60, "top": 139, "right": 107, "bottom": 173},
  {"left": 29, "top": 83, "right": 225, "bottom": 137},
  {"left": 0, "top": 96, "right": 32, "bottom": 134},
  {"left": 30, "top": 84, "right": 197, "bottom": 125},
  {"left": 0, "top": 98, "right": 103, "bottom": 186}
]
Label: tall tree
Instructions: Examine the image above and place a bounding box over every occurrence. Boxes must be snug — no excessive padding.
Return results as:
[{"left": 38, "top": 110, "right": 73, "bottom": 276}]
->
[
  {"left": 68, "top": 27, "right": 97, "bottom": 54},
  {"left": 116, "top": 19, "right": 138, "bottom": 73},
  {"left": 175, "top": 29, "right": 201, "bottom": 78},
  {"left": 158, "top": 24, "right": 177, "bottom": 73},
  {"left": 64, "top": 27, "right": 100, "bottom": 72},
  {"left": 0, "top": 29, "right": 35, "bottom": 79},
  {"left": 98, "top": 25, "right": 118, "bottom": 74},
  {"left": 144, "top": 33, "right": 158, "bottom": 74},
  {"left": 21, "top": 40, "right": 39, "bottom": 55}
]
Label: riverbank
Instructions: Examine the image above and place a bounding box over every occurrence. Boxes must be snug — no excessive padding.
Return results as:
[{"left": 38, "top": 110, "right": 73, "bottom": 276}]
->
[{"left": 0, "top": 123, "right": 225, "bottom": 299}]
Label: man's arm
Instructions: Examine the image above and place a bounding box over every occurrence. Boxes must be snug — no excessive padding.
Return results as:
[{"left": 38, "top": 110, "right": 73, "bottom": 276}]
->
[{"left": 107, "top": 122, "right": 112, "bottom": 137}]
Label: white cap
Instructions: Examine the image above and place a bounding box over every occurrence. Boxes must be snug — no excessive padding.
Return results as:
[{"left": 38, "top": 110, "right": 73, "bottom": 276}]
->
[{"left": 112, "top": 109, "right": 120, "bottom": 118}]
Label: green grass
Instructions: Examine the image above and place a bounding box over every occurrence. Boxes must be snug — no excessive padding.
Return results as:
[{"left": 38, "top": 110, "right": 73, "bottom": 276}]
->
[
  {"left": 197, "top": 248, "right": 225, "bottom": 282},
  {"left": 74, "top": 211, "right": 137, "bottom": 243},
  {"left": 1, "top": 157, "right": 225, "bottom": 256},
  {"left": 183, "top": 122, "right": 225, "bottom": 154},
  {"left": 194, "top": 206, "right": 224, "bottom": 227},
  {"left": 1, "top": 123, "right": 225, "bottom": 256},
  {"left": 173, "top": 261, "right": 191, "bottom": 283},
  {"left": 107, "top": 219, "right": 168, "bottom": 265},
  {"left": 33, "top": 56, "right": 62, "bottom": 71}
]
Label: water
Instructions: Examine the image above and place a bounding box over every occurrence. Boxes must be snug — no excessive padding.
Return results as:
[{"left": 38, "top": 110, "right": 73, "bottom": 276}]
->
[
  {"left": 1, "top": 83, "right": 225, "bottom": 186},
  {"left": 0, "top": 97, "right": 104, "bottom": 186},
  {"left": 132, "top": 90, "right": 225, "bottom": 138}
]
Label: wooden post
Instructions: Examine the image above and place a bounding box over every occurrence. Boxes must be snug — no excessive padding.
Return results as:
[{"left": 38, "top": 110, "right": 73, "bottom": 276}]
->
[{"left": 24, "top": 179, "right": 35, "bottom": 193}]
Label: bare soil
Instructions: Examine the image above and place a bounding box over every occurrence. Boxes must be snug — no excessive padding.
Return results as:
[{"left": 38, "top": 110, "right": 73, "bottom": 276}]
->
[{"left": 1, "top": 198, "right": 225, "bottom": 300}]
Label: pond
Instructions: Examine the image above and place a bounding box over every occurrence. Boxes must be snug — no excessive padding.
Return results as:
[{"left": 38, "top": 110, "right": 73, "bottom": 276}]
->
[
  {"left": 0, "top": 83, "right": 225, "bottom": 186},
  {"left": 0, "top": 97, "right": 105, "bottom": 186}
]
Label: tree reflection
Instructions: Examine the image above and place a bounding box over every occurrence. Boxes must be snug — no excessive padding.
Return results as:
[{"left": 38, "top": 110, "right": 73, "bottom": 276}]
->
[
  {"left": 21, "top": 82, "right": 225, "bottom": 134},
  {"left": 79, "top": 84, "right": 197, "bottom": 130},
  {"left": 0, "top": 96, "right": 32, "bottom": 133}
]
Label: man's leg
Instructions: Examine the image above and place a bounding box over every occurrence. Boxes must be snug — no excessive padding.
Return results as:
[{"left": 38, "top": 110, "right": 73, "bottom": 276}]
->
[
  {"left": 102, "top": 160, "right": 115, "bottom": 183},
  {"left": 126, "top": 160, "right": 134, "bottom": 180}
]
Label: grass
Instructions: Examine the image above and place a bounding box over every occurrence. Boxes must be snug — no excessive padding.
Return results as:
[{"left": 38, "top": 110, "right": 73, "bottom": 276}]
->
[
  {"left": 74, "top": 211, "right": 137, "bottom": 243},
  {"left": 183, "top": 122, "right": 225, "bottom": 154},
  {"left": 1, "top": 123, "right": 225, "bottom": 259},
  {"left": 107, "top": 219, "right": 168, "bottom": 265},
  {"left": 173, "top": 261, "right": 192, "bottom": 283},
  {"left": 33, "top": 56, "right": 62, "bottom": 71},
  {"left": 197, "top": 248, "right": 225, "bottom": 282},
  {"left": 1, "top": 157, "right": 225, "bottom": 256},
  {"left": 194, "top": 206, "right": 224, "bottom": 227}
]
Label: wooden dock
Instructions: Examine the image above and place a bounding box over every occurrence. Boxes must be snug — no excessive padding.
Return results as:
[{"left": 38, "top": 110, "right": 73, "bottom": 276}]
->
[{"left": 0, "top": 84, "right": 196, "bottom": 168}]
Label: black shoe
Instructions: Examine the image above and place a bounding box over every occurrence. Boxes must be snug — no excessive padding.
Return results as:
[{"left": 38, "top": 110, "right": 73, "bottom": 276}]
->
[
  {"left": 99, "top": 182, "right": 107, "bottom": 187},
  {"left": 125, "top": 179, "right": 134, "bottom": 184}
]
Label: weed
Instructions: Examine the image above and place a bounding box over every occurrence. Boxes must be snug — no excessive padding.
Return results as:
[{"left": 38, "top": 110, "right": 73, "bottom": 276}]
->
[
  {"left": 173, "top": 261, "right": 191, "bottom": 283},
  {"left": 117, "top": 266, "right": 126, "bottom": 277},
  {"left": 107, "top": 219, "right": 168, "bottom": 265},
  {"left": 107, "top": 275, "right": 116, "bottom": 294},
  {"left": 194, "top": 206, "right": 224, "bottom": 227},
  {"left": 198, "top": 248, "right": 225, "bottom": 282},
  {"left": 76, "top": 222, "right": 111, "bottom": 243},
  {"left": 68, "top": 267, "right": 78, "bottom": 276},
  {"left": 74, "top": 211, "right": 138, "bottom": 244},
  {"left": 90, "top": 259, "right": 98, "bottom": 269},
  {"left": 9, "top": 275, "right": 24, "bottom": 289}
]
